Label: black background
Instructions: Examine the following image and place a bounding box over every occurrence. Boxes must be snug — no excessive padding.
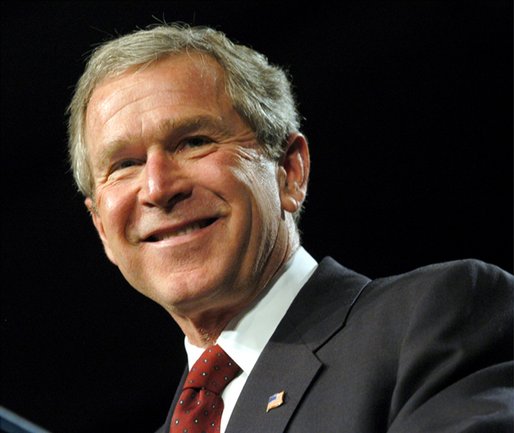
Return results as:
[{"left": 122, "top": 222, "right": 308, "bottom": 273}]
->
[{"left": 1, "top": 2, "right": 512, "bottom": 433}]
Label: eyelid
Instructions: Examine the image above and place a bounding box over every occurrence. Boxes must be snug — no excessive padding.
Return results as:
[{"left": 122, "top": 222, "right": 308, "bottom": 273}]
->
[
  {"left": 109, "top": 158, "right": 144, "bottom": 174},
  {"left": 177, "top": 135, "right": 215, "bottom": 150}
]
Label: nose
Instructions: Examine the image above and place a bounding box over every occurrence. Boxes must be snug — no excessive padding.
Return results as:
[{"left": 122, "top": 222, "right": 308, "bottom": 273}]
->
[{"left": 140, "top": 150, "right": 191, "bottom": 209}]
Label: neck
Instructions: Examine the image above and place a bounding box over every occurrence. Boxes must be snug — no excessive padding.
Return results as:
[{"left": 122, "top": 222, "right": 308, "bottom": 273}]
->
[{"left": 176, "top": 310, "right": 240, "bottom": 348}]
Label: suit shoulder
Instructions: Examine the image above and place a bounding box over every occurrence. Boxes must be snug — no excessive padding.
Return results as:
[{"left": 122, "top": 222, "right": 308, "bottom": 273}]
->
[
  {"left": 370, "top": 258, "right": 513, "bottom": 296},
  {"left": 350, "top": 258, "right": 513, "bottom": 332}
]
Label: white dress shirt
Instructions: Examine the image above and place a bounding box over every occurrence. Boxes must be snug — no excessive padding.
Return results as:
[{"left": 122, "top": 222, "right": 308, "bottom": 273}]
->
[{"left": 184, "top": 247, "right": 318, "bottom": 433}]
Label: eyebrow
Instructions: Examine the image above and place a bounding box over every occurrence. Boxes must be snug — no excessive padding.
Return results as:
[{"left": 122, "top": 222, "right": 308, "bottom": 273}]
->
[
  {"left": 94, "top": 114, "right": 231, "bottom": 170},
  {"left": 157, "top": 114, "right": 231, "bottom": 138}
]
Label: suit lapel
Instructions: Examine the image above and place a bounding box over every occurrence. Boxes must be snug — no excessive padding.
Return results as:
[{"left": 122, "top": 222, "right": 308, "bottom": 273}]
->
[
  {"left": 225, "top": 318, "right": 321, "bottom": 433},
  {"left": 226, "top": 257, "right": 370, "bottom": 433}
]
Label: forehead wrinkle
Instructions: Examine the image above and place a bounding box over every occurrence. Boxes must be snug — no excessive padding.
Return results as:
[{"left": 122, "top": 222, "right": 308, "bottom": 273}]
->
[
  {"left": 98, "top": 89, "right": 179, "bottom": 129},
  {"left": 89, "top": 79, "right": 145, "bottom": 127}
]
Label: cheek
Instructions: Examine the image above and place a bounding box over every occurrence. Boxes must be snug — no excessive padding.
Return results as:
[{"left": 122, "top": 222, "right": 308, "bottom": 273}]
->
[
  {"left": 240, "top": 160, "right": 282, "bottom": 217},
  {"left": 227, "top": 158, "right": 282, "bottom": 246},
  {"left": 201, "top": 152, "right": 280, "bottom": 216},
  {"left": 96, "top": 186, "right": 136, "bottom": 237}
]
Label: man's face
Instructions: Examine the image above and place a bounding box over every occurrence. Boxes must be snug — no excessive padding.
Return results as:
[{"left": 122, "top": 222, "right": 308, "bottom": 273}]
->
[{"left": 84, "top": 54, "right": 293, "bottom": 318}]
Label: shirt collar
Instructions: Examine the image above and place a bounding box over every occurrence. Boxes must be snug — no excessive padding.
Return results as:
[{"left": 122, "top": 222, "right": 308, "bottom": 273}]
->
[{"left": 184, "top": 247, "right": 318, "bottom": 374}]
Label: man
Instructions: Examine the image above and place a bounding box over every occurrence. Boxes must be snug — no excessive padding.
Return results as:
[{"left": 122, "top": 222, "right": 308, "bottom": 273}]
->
[{"left": 68, "top": 24, "right": 513, "bottom": 432}]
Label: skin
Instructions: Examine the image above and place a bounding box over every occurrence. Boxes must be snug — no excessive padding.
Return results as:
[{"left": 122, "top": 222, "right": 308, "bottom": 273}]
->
[{"left": 84, "top": 53, "right": 310, "bottom": 347}]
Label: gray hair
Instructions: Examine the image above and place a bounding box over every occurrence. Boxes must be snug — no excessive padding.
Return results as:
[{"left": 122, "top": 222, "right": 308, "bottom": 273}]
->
[{"left": 67, "top": 23, "right": 301, "bottom": 199}]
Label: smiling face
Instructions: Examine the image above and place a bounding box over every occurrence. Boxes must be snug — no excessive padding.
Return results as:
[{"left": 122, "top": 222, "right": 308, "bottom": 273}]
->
[{"left": 84, "top": 53, "right": 307, "bottom": 323}]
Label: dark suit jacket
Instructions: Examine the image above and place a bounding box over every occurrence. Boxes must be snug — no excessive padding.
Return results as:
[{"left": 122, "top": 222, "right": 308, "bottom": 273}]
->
[{"left": 158, "top": 257, "right": 513, "bottom": 432}]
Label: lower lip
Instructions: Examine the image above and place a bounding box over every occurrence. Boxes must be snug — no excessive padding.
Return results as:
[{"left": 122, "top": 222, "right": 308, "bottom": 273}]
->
[{"left": 142, "top": 218, "right": 221, "bottom": 248}]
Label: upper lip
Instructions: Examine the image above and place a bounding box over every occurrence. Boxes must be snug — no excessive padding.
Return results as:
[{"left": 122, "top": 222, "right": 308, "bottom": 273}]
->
[{"left": 141, "top": 217, "right": 218, "bottom": 242}]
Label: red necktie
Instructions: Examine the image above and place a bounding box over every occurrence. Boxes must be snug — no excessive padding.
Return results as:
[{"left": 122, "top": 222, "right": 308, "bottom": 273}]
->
[{"left": 170, "top": 345, "right": 241, "bottom": 433}]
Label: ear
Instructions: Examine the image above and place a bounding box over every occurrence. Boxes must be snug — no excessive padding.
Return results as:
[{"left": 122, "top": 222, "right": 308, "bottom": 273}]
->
[
  {"left": 278, "top": 133, "right": 310, "bottom": 214},
  {"left": 85, "top": 197, "right": 118, "bottom": 266}
]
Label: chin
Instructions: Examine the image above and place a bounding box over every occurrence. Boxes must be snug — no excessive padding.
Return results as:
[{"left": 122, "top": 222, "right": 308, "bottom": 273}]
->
[{"left": 140, "top": 273, "right": 229, "bottom": 312}]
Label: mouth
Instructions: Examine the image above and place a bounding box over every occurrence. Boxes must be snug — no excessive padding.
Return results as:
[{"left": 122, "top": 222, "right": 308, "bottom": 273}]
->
[{"left": 144, "top": 218, "right": 218, "bottom": 242}]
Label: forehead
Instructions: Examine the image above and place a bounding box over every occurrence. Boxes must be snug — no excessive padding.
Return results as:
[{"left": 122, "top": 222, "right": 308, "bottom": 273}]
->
[{"left": 86, "top": 52, "right": 227, "bottom": 128}]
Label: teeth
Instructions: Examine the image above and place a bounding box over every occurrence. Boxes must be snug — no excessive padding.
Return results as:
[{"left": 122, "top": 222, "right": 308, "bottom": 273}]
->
[
  {"left": 160, "top": 222, "right": 202, "bottom": 240},
  {"left": 146, "top": 219, "right": 216, "bottom": 242}
]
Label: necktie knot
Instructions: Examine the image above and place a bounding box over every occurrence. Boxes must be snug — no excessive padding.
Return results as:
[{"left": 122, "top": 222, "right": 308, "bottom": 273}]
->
[{"left": 184, "top": 345, "right": 240, "bottom": 394}]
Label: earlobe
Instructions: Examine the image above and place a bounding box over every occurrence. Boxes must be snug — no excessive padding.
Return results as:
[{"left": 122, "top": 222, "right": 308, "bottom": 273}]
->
[
  {"left": 279, "top": 133, "right": 310, "bottom": 214},
  {"left": 85, "top": 197, "right": 102, "bottom": 233},
  {"left": 84, "top": 197, "right": 118, "bottom": 266}
]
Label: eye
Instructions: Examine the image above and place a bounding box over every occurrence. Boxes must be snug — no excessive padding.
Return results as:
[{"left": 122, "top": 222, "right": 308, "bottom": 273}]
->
[
  {"left": 111, "top": 159, "right": 142, "bottom": 173},
  {"left": 180, "top": 136, "right": 214, "bottom": 149}
]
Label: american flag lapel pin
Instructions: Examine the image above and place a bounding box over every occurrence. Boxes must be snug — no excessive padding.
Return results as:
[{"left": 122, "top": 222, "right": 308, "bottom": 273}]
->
[{"left": 266, "top": 390, "right": 285, "bottom": 412}]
